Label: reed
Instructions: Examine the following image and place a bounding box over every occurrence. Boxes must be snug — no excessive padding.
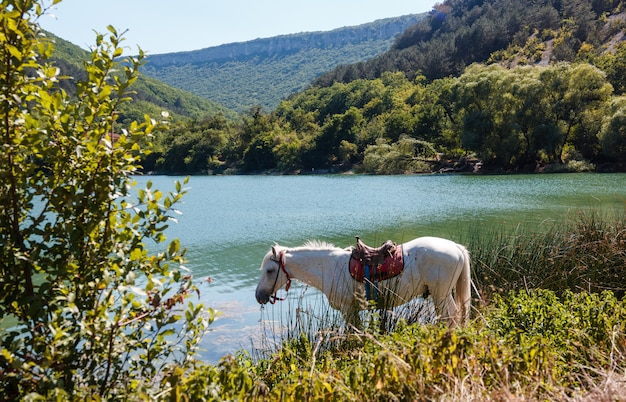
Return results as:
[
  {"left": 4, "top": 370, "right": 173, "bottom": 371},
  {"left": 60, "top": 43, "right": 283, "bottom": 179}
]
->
[
  {"left": 255, "top": 276, "right": 437, "bottom": 362},
  {"left": 465, "top": 209, "right": 626, "bottom": 302}
]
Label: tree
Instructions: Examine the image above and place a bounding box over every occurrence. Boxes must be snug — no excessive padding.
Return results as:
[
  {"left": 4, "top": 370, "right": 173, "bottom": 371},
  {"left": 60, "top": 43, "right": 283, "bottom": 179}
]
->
[
  {"left": 451, "top": 65, "right": 523, "bottom": 168},
  {"left": 310, "top": 106, "right": 364, "bottom": 169},
  {"left": 599, "top": 96, "right": 626, "bottom": 161},
  {"left": 362, "top": 136, "right": 434, "bottom": 174},
  {"left": 150, "top": 116, "right": 230, "bottom": 174},
  {"left": 597, "top": 42, "right": 626, "bottom": 95},
  {"left": 241, "top": 107, "right": 278, "bottom": 171},
  {"left": 450, "top": 63, "right": 613, "bottom": 169},
  {"left": 0, "top": 1, "right": 210, "bottom": 399},
  {"left": 542, "top": 63, "right": 613, "bottom": 161}
]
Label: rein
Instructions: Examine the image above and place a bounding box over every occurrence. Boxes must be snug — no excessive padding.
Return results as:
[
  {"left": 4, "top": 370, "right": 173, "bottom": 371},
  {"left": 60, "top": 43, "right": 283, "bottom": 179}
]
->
[{"left": 269, "top": 250, "right": 291, "bottom": 304}]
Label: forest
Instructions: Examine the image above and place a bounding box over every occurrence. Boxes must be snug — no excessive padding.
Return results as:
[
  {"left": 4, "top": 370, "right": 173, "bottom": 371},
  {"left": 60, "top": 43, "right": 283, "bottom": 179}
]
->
[{"left": 145, "top": 0, "right": 626, "bottom": 175}]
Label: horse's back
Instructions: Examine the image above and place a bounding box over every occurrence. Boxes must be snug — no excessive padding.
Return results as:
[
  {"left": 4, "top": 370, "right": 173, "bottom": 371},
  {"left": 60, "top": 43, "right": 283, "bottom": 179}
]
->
[
  {"left": 402, "top": 236, "right": 466, "bottom": 280},
  {"left": 403, "top": 236, "right": 465, "bottom": 257}
]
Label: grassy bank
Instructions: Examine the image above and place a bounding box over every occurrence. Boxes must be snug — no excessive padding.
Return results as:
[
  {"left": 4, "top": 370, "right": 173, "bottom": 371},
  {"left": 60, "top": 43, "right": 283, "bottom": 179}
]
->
[{"left": 163, "top": 211, "right": 626, "bottom": 401}]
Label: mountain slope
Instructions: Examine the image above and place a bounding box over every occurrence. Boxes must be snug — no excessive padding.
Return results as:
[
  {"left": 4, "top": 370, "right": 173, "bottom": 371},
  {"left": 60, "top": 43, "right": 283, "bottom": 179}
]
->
[
  {"left": 141, "top": 15, "right": 424, "bottom": 112},
  {"left": 46, "top": 32, "right": 239, "bottom": 124},
  {"left": 314, "top": 0, "right": 626, "bottom": 86}
]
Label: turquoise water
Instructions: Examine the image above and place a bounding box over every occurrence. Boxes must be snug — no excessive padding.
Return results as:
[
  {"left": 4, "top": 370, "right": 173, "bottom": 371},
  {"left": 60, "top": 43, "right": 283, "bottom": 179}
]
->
[{"left": 137, "top": 173, "right": 626, "bottom": 362}]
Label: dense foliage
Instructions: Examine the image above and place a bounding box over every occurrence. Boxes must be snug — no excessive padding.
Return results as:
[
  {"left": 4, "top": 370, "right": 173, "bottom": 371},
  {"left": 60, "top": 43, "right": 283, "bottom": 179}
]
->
[
  {"left": 0, "top": 2, "right": 210, "bottom": 399},
  {"left": 147, "top": 60, "right": 626, "bottom": 174},
  {"left": 315, "top": 0, "right": 626, "bottom": 84}
]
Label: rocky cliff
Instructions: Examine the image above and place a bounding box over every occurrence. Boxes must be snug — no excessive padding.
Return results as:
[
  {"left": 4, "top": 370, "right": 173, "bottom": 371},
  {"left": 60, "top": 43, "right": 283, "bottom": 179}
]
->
[{"left": 145, "top": 15, "right": 422, "bottom": 66}]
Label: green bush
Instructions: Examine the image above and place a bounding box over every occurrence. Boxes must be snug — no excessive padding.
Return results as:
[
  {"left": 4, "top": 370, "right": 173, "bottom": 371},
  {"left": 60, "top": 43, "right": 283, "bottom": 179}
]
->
[
  {"left": 363, "top": 136, "right": 434, "bottom": 174},
  {"left": 0, "top": 2, "right": 210, "bottom": 399}
]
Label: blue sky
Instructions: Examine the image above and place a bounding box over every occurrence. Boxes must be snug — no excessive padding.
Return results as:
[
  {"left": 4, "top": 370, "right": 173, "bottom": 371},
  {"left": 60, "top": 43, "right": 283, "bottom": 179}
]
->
[{"left": 37, "top": 0, "right": 435, "bottom": 54}]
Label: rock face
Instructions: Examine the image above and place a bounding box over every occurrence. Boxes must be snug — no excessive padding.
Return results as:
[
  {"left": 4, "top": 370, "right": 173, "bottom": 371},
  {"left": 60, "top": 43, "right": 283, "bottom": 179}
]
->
[{"left": 146, "top": 15, "right": 422, "bottom": 66}]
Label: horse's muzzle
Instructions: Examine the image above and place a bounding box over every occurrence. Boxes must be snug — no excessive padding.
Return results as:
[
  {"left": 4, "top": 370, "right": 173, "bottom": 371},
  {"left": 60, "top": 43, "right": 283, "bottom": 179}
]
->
[{"left": 255, "top": 288, "right": 269, "bottom": 304}]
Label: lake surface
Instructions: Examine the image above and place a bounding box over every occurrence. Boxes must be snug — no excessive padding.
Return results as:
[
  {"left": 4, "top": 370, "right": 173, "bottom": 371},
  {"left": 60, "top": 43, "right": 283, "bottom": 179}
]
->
[{"left": 137, "top": 173, "right": 626, "bottom": 363}]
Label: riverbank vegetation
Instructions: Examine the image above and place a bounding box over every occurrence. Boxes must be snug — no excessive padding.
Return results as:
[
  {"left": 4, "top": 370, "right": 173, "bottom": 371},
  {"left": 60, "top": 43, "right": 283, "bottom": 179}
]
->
[{"left": 145, "top": 60, "right": 626, "bottom": 175}]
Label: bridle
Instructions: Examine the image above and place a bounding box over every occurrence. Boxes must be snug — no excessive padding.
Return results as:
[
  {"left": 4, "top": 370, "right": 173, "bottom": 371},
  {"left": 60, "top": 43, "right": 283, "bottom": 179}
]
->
[{"left": 269, "top": 250, "right": 291, "bottom": 304}]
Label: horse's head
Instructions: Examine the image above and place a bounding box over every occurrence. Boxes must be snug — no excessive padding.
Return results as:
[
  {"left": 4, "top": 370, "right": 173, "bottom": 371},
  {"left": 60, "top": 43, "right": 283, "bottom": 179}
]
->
[{"left": 255, "top": 245, "right": 289, "bottom": 304}]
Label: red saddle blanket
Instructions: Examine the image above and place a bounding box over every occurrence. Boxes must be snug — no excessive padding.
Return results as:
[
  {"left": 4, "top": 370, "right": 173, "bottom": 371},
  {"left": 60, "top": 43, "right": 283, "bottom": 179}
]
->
[{"left": 349, "top": 245, "right": 404, "bottom": 282}]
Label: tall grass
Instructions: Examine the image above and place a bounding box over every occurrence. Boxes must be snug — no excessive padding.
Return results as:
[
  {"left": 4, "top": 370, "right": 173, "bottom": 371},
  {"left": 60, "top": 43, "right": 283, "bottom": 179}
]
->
[{"left": 465, "top": 209, "right": 626, "bottom": 302}]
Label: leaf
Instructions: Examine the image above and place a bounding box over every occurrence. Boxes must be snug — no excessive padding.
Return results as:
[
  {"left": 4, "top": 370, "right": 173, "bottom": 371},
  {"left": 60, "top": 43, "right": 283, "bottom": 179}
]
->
[
  {"left": 168, "top": 239, "right": 180, "bottom": 256},
  {"left": 130, "top": 247, "right": 143, "bottom": 261}
]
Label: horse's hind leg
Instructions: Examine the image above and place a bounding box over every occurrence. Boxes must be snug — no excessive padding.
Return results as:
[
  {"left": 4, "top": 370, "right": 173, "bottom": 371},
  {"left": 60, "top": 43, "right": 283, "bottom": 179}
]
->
[{"left": 431, "top": 292, "right": 459, "bottom": 327}]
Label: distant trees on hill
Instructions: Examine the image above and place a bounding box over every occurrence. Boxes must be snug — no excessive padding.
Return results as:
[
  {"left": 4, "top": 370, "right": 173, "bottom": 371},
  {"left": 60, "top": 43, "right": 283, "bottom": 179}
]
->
[
  {"left": 145, "top": 57, "right": 626, "bottom": 174},
  {"left": 314, "top": 0, "right": 625, "bottom": 85}
]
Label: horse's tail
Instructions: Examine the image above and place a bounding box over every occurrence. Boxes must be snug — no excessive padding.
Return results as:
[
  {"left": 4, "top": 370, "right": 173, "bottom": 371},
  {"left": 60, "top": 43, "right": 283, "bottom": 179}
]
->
[{"left": 455, "top": 244, "right": 472, "bottom": 325}]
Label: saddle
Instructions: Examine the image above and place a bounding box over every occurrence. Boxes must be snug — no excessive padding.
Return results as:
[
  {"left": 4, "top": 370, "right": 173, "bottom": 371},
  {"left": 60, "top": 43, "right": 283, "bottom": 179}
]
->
[
  {"left": 351, "top": 236, "right": 397, "bottom": 266},
  {"left": 349, "top": 236, "right": 404, "bottom": 285}
]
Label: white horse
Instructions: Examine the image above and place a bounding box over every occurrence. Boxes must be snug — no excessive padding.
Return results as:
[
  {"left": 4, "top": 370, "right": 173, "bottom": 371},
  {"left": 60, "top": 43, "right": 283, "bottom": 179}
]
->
[{"left": 255, "top": 237, "right": 471, "bottom": 328}]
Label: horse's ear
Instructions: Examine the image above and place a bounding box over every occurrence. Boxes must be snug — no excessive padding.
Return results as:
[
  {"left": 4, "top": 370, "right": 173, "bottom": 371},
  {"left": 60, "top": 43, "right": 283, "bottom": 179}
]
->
[{"left": 271, "top": 246, "right": 277, "bottom": 258}]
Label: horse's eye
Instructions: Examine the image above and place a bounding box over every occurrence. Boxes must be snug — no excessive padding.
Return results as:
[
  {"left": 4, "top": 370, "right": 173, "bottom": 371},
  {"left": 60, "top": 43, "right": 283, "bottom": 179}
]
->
[{"left": 267, "top": 268, "right": 275, "bottom": 275}]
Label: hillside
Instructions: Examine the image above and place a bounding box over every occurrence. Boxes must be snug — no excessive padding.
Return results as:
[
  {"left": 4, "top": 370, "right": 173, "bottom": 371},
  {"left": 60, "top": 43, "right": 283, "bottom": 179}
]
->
[
  {"left": 141, "top": 15, "right": 424, "bottom": 112},
  {"left": 314, "top": 0, "right": 626, "bottom": 86},
  {"left": 46, "top": 32, "right": 239, "bottom": 124}
]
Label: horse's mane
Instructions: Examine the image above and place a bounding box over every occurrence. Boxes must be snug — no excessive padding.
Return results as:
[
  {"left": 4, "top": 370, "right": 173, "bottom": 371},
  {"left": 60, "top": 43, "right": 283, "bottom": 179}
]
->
[{"left": 300, "top": 239, "right": 338, "bottom": 250}]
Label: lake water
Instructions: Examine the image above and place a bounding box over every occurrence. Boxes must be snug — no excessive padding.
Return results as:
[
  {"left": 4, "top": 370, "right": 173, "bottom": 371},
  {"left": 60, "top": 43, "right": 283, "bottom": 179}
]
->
[{"left": 138, "top": 173, "right": 626, "bottom": 363}]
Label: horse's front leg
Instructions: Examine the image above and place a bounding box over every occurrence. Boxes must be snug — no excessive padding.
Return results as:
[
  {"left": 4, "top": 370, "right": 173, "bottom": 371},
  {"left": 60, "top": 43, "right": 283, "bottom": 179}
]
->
[
  {"left": 341, "top": 303, "right": 362, "bottom": 330},
  {"left": 329, "top": 282, "right": 365, "bottom": 330},
  {"left": 331, "top": 293, "right": 363, "bottom": 330}
]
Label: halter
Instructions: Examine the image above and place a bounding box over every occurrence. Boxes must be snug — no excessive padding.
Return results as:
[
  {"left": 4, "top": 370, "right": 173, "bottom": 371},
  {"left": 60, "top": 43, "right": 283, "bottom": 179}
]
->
[{"left": 269, "top": 250, "right": 291, "bottom": 304}]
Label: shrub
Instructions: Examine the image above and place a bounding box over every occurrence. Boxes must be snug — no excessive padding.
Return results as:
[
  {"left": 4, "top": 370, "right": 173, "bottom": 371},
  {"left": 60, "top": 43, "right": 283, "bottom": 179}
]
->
[{"left": 0, "top": 2, "right": 210, "bottom": 399}]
